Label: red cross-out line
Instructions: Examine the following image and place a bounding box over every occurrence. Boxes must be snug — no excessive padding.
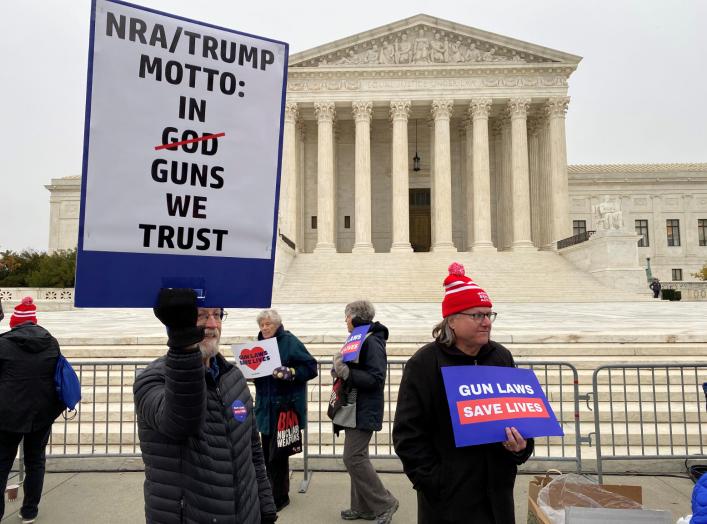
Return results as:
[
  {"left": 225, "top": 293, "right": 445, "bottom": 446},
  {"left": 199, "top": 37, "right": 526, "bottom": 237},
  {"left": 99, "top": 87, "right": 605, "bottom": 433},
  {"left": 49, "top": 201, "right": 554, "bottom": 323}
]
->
[{"left": 154, "top": 132, "right": 225, "bottom": 151}]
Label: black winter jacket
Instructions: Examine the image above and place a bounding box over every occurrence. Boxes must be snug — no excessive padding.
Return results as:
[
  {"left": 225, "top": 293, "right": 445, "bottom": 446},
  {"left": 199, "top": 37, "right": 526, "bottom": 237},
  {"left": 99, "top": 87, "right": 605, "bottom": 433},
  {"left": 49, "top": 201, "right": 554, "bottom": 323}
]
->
[
  {"left": 134, "top": 349, "right": 276, "bottom": 524},
  {"left": 336, "top": 321, "right": 388, "bottom": 434},
  {"left": 0, "top": 323, "right": 63, "bottom": 433},
  {"left": 393, "top": 340, "right": 534, "bottom": 524}
]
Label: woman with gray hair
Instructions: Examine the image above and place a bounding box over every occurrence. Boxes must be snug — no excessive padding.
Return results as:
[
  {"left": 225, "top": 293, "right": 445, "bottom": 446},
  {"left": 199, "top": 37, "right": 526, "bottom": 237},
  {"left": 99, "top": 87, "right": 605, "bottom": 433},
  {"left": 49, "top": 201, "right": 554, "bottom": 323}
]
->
[
  {"left": 253, "top": 308, "right": 317, "bottom": 512},
  {"left": 332, "top": 300, "right": 399, "bottom": 524}
]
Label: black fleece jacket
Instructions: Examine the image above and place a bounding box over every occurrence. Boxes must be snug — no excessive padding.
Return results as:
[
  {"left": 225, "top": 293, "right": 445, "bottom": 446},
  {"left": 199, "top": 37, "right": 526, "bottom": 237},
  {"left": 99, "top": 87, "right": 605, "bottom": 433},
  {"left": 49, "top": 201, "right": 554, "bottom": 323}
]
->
[{"left": 393, "top": 340, "right": 534, "bottom": 524}]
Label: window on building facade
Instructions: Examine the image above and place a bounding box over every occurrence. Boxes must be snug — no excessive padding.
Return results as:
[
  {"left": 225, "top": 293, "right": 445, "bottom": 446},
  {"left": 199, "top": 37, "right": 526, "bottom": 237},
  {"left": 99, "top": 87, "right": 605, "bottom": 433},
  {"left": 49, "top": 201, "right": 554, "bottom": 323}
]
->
[
  {"left": 672, "top": 268, "right": 683, "bottom": 281},
  {"left": 311, "top": 216, "right": 317, "bottom": 230},
  {"left": 344, "top": 216, "right": 351, "bottom": 229},
  {"left": 699, "top": 219, "right": 707, "bottom": 247},
  {"left": 573, "top": 220, "right": 587, "bottom": 236},
  {"left": 666, "top": 219, "right": 680, "bottom": 246},
  {"left": 635, "top": 219, "right": 649, "bottom": 247}
]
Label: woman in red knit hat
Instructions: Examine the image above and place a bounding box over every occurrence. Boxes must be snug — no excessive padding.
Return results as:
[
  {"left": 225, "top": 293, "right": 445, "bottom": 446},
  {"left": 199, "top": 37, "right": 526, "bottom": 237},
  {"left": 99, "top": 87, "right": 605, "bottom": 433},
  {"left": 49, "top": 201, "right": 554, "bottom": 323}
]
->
[{"left": 393, "top": 263, "right": 533, "bottom": 524}]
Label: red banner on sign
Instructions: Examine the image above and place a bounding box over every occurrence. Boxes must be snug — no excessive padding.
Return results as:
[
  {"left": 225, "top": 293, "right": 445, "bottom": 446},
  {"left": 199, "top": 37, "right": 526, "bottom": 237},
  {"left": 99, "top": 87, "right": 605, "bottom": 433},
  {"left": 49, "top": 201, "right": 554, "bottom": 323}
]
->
[{"left": 456, "top": 396, "right": 550, "bottom": 424}]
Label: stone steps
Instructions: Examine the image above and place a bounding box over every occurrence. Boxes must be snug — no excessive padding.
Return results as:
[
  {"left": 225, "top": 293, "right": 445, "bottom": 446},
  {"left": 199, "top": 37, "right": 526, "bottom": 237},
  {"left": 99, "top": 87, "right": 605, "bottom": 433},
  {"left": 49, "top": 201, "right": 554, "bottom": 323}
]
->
[{"left": 273, "top": 252, "right": 650, "bottom": 303}]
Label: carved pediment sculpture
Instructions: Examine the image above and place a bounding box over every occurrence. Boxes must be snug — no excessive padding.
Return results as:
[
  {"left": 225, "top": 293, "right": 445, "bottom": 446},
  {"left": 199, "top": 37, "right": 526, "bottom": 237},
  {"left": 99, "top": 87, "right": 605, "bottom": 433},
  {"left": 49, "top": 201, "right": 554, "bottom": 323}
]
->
[{"left": 292, "top": 22, "right": 560, "bottom": 68}]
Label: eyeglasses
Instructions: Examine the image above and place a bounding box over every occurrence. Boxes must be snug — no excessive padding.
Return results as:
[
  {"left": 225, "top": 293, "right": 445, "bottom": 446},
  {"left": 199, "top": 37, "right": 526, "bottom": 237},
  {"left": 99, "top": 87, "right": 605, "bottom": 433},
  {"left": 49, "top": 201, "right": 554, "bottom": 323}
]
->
[
  {"left": 456, "top": 312, "right": 497, "bottom": 323},
  {"left": 197, "top": 310, "right": 227, "bottom": 323}
]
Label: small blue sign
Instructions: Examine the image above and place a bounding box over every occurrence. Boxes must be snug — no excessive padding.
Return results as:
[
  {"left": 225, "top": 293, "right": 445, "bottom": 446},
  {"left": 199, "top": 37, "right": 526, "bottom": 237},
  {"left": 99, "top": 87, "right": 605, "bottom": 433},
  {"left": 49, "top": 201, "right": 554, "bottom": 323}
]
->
[
  {"left": 340, "top": 325, "right": 370, "bottom": 363},
  {"left": 231, "top": 399, "right": 248, "bottom": 423},
  {"left": 441, "top": 366, "right": 563, "bottom": 447}
]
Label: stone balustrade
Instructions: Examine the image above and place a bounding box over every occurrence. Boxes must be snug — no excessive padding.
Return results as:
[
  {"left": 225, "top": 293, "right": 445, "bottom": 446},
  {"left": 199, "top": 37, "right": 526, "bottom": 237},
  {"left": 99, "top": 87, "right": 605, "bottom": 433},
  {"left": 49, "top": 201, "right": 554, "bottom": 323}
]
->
[{"left": 661, "top": 281, "right": 707, "bottom": 301}]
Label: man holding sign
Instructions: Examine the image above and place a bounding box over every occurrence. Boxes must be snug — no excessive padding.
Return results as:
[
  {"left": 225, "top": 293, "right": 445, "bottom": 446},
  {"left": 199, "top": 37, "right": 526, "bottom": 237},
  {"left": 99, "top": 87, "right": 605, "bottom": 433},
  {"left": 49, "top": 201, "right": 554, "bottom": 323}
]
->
[
  {"left": 393, "top": 264, "right": 534, "bottom": 524},
  {"left": 133, "top": 289, "right": 277, "bottom": 523}
]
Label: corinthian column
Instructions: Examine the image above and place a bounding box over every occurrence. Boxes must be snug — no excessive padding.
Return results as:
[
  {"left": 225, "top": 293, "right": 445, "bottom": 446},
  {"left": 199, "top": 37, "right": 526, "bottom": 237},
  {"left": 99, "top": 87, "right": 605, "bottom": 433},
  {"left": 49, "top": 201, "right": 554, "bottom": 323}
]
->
[
  {"left": 431, "top": 99, "right": 457, "bottom": 252},
  {"left": 546, "top": 96, "right": 572, "bottom": 246},
  {"left": 389, "top": 100, "right": 412, "bottom": 252},
  {"left": 352, "top": 101, "right": 375, "bottom": 253},
  {"left": 279, "top": 102, "right": 298, "bottom": 247},
  {"left": 314, "top": 102, "right": 336, "bottom": 253},
  {"left": 469, "top": 98, "right": 496, "bottom": 251},
  {"left": 508, "top": 98, "right": 535, "bottom": 250}
]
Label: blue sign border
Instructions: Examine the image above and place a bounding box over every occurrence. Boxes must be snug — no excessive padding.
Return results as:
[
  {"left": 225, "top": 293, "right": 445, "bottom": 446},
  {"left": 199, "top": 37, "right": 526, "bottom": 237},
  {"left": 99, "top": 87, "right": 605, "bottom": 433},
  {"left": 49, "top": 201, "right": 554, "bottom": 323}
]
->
[{"left": 76, "top": 0, "right": 289, "bottom": 307}]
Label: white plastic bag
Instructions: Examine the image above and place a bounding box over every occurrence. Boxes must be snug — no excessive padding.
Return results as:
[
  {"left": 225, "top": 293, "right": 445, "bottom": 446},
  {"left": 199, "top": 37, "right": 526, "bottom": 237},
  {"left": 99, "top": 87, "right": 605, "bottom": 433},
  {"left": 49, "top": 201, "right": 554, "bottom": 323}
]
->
[{"left": 537, "top": 473, "right": 643, "bottom": 524}]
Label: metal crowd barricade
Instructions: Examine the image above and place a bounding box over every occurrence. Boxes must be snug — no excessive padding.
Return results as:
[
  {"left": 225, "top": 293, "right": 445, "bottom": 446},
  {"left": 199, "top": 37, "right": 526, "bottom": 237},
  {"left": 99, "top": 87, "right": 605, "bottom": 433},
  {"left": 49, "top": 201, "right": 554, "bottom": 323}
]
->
[
  {"left": 301, "top": 358, "right": 583, "bottom": 487},
  {"left": 591, "top": 363, "right": 707, "bottom": 482},
  {"left": 47, "top": 360, "right": 148, "bottom": 458},
  {"left": 43, "top": 357, "right": 582, "bottom": 491}
]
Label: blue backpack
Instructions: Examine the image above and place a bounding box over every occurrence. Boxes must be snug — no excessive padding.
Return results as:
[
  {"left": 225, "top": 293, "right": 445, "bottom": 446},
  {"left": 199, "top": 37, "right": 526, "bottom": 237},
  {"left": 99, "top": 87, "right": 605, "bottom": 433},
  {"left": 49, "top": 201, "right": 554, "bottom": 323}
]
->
[{"left": 55, "top": 353, "right": 81, "bottom": 414}]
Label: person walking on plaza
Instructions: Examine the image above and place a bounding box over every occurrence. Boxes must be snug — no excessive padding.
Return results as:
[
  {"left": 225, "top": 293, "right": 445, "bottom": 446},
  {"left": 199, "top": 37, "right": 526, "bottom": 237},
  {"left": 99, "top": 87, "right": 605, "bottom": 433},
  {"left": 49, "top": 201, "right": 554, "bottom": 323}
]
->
[
  {"left": 650, "top": 277, "right": 662, "bottom": 299},
  {"left": 332, "top": 300, "right": 399, "bottom": 524},
  {"left": 393, "top": 263, "right": 534, "bottom": 524},
  {"left": 0, "top": 297, "right": 63, "bottom": 524},
  {"left": 134, "top": 289, "right": 277, "bottom": 523},
  {"left": 253, "top": 309, "right": 318, "bottom": 512}
]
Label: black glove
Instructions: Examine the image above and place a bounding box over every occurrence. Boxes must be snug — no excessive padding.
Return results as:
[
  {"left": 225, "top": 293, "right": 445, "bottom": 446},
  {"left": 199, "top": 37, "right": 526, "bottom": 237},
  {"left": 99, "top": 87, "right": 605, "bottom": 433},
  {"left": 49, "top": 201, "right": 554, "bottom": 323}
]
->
[
  {"left": 153, "top": 288, "right": 205, "bottom": 349},
  {"left": 261, "top": 512, "right": 278, "bottom": 523}
]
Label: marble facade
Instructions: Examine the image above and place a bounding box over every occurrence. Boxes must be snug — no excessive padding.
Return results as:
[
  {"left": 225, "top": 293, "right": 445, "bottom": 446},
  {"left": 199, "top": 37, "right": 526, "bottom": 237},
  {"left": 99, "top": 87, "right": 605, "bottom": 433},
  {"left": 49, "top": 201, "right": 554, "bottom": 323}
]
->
[{"left": 44, "top": 15, "right": 707, "bottom": 282}]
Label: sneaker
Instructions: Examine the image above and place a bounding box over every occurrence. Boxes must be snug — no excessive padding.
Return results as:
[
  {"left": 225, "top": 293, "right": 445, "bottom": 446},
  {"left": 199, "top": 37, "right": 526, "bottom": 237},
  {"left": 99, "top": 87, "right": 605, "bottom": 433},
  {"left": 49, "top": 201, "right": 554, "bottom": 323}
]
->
[
  {"left": 18, "top": 514, "right": 37, "bottom": 524},
  {"left": 376, "top": 499, "right": 399, "bottom": 524},
  {"left": 340, "top": 508, "right": 376, "bottom": 520}
]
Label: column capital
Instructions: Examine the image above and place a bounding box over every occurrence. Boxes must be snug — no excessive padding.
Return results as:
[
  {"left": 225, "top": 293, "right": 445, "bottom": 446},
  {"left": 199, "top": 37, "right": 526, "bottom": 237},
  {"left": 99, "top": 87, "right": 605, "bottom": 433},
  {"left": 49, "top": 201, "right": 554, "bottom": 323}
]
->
[
  {"left": 469, "top": 97, "right": 492, "bottom": 119},
  {"left": 314, "top": 101, "right": 336, "bottom": 123},
  {"left": 431, "top": 99, "right": 454, "bottom": 120},
  {"left": 507, "top": 98, "right": 531, "bottom": 119},
  {"left": 545, "top": 96, "right": 570, "bottom": 118},
  {"left": 284, "top": 102, "right": 299, "bottom": 123},
  {"left": 389, "top": 100, "right": 411, "bottom": 121},
  {"left": 352, "top": 101, "right": 373, "bottom": 122}
]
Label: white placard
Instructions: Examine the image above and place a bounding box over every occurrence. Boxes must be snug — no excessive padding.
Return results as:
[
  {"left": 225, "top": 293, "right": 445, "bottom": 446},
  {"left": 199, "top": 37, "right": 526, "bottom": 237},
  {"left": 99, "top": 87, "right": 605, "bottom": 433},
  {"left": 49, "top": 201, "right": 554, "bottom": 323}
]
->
[
  {"left": 231, "top": 337, "right": 282, "bottom": 379},
  {"left": 82, "top": 0, "right": 286, "bottom": 259}
]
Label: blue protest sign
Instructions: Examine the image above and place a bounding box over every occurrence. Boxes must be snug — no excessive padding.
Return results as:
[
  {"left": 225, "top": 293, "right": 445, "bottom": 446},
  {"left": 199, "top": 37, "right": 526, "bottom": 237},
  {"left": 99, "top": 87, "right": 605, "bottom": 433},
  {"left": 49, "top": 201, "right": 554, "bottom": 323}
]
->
[
  {"left": 75, "top": 0, "right": 288, "bottom": 307},
  {"left": 340, "top": 325, "right": 370, "bottom": 363},
  {"left": 440, "top": 366, "right": 563, "bottom": 447}
]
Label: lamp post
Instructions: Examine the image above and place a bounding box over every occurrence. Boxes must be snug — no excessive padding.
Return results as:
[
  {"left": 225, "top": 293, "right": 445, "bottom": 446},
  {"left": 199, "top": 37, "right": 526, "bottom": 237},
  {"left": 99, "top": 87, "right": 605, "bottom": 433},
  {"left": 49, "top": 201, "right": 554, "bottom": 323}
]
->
[{"left": 645, "top": 256, "right": 653, "bottom": 282}]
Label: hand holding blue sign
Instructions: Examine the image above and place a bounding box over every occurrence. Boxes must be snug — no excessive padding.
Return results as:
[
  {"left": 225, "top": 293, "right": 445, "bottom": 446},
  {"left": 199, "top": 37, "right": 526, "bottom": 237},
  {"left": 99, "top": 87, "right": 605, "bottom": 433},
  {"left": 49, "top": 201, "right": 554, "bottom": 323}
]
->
[
  {"left": 502, "top": 426, "right": 527, "bottom": 453},
  {"left": 441, "top": 365, "right": 563, "bottom": 447},
  {"left": 153, "top": 288, "right": 205, "bottom": 349}
]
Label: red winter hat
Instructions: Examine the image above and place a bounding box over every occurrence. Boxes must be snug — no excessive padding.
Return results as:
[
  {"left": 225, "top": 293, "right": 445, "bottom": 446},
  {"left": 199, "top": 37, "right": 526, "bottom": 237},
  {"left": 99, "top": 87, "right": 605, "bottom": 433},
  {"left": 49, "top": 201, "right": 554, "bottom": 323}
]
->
[
  {"left": 10, "top": 296, "right": 38, "bottom": 328},
  {"left": 442, "top": 263, "right": 492, "bottom": 318}
]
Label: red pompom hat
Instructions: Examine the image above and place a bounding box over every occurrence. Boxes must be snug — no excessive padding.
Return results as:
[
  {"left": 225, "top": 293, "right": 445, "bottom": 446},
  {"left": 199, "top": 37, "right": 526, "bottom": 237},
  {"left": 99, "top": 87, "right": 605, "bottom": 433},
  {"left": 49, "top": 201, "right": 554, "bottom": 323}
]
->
[
  {"left": 10, "top": 296, "right": 38, "bottom": 328},
  {"left": 442, "top": 262, "right": 492, "bottom": 318}
]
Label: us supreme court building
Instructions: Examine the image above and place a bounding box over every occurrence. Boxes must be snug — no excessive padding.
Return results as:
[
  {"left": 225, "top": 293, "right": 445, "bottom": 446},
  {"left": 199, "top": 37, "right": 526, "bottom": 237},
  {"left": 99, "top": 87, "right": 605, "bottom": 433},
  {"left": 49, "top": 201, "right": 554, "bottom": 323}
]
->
[{"left": 47, "top": 15, "right": 707, "bottom": 282}]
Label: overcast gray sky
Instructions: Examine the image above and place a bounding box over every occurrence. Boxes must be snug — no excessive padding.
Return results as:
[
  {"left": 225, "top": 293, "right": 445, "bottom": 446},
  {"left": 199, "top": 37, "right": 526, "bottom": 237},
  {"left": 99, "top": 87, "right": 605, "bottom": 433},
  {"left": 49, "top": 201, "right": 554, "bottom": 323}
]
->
[{"left": 1, "top": 0, "right": 705, "bottom": 252}]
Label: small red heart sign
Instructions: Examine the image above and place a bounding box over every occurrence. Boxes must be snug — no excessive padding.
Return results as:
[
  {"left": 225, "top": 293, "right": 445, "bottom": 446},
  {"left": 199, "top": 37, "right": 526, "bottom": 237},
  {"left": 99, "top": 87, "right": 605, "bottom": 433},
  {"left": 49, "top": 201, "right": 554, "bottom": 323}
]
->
[{"left": 239, "top": 347, "right": 267, "bottom": 370}]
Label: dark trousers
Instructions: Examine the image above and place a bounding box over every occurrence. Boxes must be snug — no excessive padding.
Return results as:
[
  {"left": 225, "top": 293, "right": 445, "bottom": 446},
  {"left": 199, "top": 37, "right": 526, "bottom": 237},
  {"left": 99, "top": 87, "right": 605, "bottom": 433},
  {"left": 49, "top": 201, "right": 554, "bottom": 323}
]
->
[
  {"left": 261, "top": 433, "right": 290, "bottom": 507},
  {"left": 343, "top": 428, "right": 397, "bottom": 515},
  {"left": 0, "top": 425, "right": 52, "bottom": 520}
]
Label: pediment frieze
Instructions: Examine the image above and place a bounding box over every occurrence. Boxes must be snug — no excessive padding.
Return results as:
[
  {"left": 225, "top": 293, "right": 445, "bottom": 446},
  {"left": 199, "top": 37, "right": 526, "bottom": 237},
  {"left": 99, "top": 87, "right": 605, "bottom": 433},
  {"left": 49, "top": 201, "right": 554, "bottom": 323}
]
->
[{"left": 290, "top": 16, "right": 581, "bottom": 69}]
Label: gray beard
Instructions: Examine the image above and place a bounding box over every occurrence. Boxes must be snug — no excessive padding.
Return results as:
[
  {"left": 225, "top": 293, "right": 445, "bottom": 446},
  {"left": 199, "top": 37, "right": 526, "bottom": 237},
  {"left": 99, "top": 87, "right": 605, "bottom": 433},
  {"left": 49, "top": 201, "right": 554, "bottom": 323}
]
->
[{"left": 199, "top": 329, "right": 221, "bottom": 360}]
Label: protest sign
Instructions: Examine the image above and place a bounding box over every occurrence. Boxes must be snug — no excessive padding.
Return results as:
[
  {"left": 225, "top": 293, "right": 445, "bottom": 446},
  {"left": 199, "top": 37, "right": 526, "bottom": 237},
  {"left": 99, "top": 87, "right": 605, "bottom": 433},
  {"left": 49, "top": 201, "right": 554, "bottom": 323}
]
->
[
  {"left": 231, "top": 337, "right": 282, "bottom": 379},
  {"left": 441, "top": 365, "right": 563, "bottom": 447},
  {"left": 75, "top": 0, "right": 288, "bottom": 307},
  {"left": 340, "top": 325, "right": 370, "bottom": 363}
]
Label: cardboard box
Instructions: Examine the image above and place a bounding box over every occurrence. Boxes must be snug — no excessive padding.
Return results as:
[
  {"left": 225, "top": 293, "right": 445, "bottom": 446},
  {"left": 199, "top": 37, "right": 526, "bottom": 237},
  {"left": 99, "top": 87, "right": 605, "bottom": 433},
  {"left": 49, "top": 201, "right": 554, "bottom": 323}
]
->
[{"left": 527, "top": 474, "right": 642, "bottom": 524}]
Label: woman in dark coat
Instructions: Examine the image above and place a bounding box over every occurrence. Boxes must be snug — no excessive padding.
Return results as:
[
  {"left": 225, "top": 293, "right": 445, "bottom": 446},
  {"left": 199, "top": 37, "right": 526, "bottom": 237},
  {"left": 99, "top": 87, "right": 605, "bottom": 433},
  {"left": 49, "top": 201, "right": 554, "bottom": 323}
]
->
[
  {"left": 393, "top": 263, "right": 533, "bottom": 524},
  {"left": 332, "top": 300, "right": 399, "bottom": 524},
  {"left": 253, "top": 309, "right": 317, "bottom": 512}
]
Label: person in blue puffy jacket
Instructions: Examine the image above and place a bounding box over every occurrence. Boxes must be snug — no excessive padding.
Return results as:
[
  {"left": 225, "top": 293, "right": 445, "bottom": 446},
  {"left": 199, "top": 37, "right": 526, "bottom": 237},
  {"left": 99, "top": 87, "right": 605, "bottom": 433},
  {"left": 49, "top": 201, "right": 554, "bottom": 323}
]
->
[{"left": 692, "top": 473, "right": 707, "bottom": 524}]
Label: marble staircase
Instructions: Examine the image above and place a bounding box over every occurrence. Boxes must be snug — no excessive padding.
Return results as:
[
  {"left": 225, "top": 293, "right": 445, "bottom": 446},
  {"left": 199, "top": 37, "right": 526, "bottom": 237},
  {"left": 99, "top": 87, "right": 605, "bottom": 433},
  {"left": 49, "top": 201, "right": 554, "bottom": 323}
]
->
[{"left": 272, "top": 251, "right": 652, "bottom": 303}]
